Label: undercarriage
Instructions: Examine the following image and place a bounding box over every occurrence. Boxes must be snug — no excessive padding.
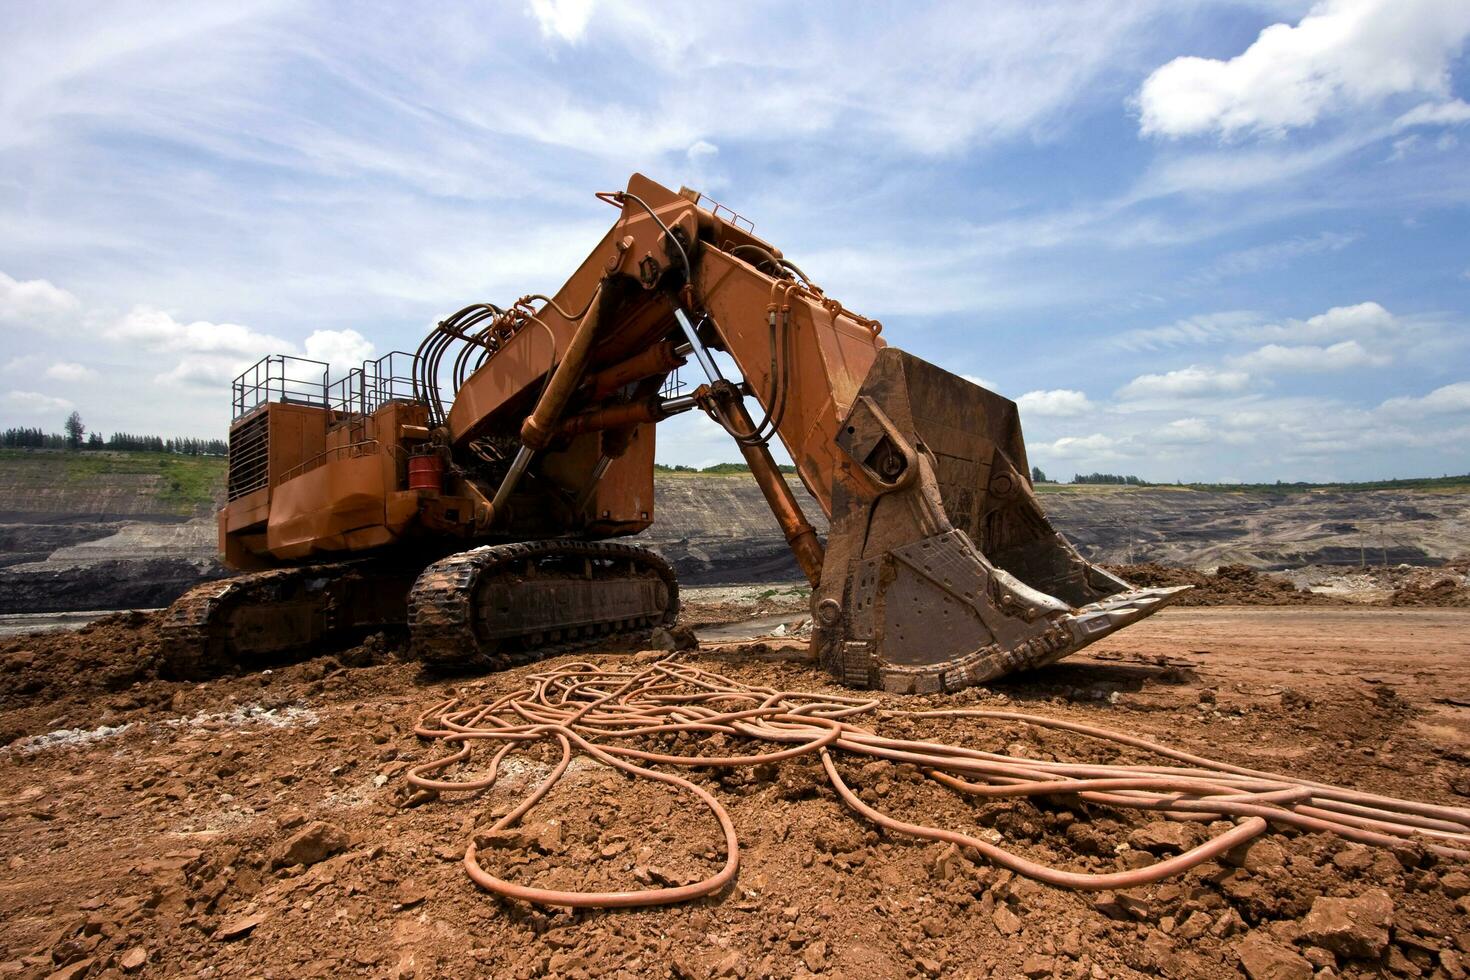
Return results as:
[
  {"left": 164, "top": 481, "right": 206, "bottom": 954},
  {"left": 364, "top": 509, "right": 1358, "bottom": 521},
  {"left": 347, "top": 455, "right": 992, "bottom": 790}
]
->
[{"left": 160, "top": 541, "right": 677, "bottom": 677}]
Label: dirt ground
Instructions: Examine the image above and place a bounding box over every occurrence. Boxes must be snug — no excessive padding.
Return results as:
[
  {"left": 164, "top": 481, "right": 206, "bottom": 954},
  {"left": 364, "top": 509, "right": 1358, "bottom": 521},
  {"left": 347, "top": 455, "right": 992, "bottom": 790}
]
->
[
  {"left": 1, "top": 597, "right": 1468, "bottom": 979},
  {"left": 1113, "top": 560, "right": 1470, "bottom": 608}
]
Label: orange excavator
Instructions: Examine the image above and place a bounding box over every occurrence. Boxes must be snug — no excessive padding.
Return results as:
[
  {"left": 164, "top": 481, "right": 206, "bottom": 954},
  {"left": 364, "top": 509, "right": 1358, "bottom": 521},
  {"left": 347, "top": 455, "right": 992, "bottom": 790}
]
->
[{"left": 162, "top": 175, "right": 1182, "bottom": 690}]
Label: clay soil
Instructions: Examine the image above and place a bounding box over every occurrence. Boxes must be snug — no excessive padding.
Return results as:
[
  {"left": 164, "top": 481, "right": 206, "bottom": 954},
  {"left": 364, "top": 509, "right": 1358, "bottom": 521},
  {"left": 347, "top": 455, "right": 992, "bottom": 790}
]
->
[
  {"left": 1111, "top": 561, "right": 1470, "bottom": 608},
  {"left": 2, "top": 601, "right": 1468, "bottom": 979}
]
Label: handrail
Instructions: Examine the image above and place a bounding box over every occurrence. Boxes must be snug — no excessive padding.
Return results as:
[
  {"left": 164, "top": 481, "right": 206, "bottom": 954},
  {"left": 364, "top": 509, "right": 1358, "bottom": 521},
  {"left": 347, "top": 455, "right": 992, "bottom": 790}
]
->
[
  {"left": 278, "top": 439, "right": 382, "bottom": 484},
  {"left": 232, "top": 354, "right": 330, "bottom": 421}
]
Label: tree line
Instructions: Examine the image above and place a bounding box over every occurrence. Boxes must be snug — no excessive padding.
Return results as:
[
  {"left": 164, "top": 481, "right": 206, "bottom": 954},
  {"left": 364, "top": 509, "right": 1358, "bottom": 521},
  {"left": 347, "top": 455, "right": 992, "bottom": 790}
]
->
[
  {"left": 654, "top": 462, "right": 798, "bottom": 474},
  {"left": 1070, "top": 471, "right": 1148, "bottom": 485},
  {"left": 1, "top": 413, "right": 226, "bottom": 455}
]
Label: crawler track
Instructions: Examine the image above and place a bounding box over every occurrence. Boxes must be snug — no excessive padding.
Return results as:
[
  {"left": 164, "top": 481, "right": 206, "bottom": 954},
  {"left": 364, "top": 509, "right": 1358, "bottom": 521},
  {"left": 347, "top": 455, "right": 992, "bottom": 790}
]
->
[
  {"left": 160, "top": 562, "right": 414, "bottom": 679},
  {"left": 409, "top": 540, "right": 678, "bottom": 669}
]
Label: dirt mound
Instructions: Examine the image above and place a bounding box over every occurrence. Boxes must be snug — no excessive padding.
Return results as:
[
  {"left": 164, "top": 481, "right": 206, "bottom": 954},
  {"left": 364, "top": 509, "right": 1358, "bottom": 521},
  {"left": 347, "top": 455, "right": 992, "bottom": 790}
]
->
[
  {"left": 0, "top": 612, "right": 402, "bottom": 748},
  {"left": 1390, "top": 576, "right": 1470, "bottom": 607},
  {"left": 1110, "top": 562, "right": 1341, "bottom": 606},
  {"left": 0, "top": 610, "right": 165, "bottom": 708},
  {"left": 3, "top": 605, "right": 1469, "bottom": 978}
]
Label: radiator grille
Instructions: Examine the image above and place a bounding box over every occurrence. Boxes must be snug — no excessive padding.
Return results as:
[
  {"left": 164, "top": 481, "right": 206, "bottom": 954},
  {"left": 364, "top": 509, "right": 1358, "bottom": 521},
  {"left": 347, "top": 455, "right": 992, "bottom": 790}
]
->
[{"left": 227, "top": 412, "right": 269, "bottom": 501}]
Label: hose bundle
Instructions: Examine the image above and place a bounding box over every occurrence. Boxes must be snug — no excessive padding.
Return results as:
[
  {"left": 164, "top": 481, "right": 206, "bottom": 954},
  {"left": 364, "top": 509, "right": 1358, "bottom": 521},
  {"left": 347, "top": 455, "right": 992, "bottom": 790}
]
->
[
  {"left": 413, "top": 303, "right": 508, "bottom": 426},
  {"left": 408, "top": 658, "right": 1470, "bottom": 908}
]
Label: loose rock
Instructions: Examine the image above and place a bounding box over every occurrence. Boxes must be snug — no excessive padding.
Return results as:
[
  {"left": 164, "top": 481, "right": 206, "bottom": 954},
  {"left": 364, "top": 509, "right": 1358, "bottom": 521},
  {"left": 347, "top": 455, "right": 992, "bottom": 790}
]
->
[
  {"left": 215, "top": 912, "right": 268, "bottom": 942},
  {"left": 1297, "top": 890, "right": 1394, "bottom": 960},
  {"left": 271, "top": 821, "right": 350, "bottom": 868},
  {"left": 1237, "top": 934, "right": 1313, "bottom": 980}
]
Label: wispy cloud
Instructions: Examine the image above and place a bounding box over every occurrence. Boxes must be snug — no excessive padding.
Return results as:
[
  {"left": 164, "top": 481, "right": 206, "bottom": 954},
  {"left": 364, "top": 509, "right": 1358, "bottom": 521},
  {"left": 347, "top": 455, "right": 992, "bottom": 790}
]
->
[
  {"left": 1229, "top": 339, "right": 1389, "bottom": 373},
  {"left": 1184, "top": 231, "right": 1360, "bottom": 288},
  {"left": 0, "top": 1, "right": 1465, "bottom": 482},
  {"left": 3, "top": 390, "right": 74, "bottom": 414},
  {"left": 1116, "top": 365, "right": 1252, "bottom": 400}
]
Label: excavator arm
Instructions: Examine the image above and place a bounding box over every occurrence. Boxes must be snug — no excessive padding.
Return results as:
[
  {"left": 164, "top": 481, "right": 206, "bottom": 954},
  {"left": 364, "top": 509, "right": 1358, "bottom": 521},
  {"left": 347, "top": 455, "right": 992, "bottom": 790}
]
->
[{"left": 430, "top": 174, "right": 1183, "bottom": 691}]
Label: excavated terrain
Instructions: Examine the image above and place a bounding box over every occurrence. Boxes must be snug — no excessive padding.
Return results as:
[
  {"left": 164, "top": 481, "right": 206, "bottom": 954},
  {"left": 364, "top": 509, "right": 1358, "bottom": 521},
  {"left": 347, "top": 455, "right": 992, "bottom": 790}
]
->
[
  {"left": 1043, "top": 487, "right": 1470, "bottom": 570},
  {"left": 1, "top": 591, "right": 1467, "bottom": 979},
  {"left": 3, "top": 473, "right": 1469, "bottom": 613}
]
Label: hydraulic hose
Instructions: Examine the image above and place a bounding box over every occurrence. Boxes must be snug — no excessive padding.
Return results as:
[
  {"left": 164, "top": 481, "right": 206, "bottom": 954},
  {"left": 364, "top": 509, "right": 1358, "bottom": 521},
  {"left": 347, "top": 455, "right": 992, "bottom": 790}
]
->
[{"left": 409, "top": 659, "right": 1470, "bottom": 909}]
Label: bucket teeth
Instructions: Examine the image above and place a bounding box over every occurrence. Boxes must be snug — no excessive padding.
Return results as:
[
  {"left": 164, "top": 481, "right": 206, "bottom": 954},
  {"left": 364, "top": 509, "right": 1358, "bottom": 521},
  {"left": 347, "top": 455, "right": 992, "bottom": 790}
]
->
[
  {"left": 879, "top": 589, "right": 1192, "bottom": 695},
  {"left": 1066, "top": 586, "right": 1191, "bottom": 643}
]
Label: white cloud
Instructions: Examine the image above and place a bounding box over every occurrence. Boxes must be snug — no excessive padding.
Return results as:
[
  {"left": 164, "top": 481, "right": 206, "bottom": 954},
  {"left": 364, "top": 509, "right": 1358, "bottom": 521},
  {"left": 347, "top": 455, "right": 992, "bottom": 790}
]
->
[
  {"left": 1377, "top": 381, "right": 1470, "bottom": 417},
  {"left": 107, "top": 306, "right": 291, "bottom": 357},
  {"left": 102, "top": 307, "right": 296, "bottom": 390},
  {"left": 303, "top": 328, "right": 375, "bottom": 373},
  {"left": 1043, "top": 433, "right": 1115, "bottom": 453},
  {"left": 1016, "top": 388, "right": 1094, "bottom": 417},
  {"left": 1035, "top": 433, "right": 1131, "bottom": 462},
  {"left": 529, "top": 0, "right": 595, "bottom": 43},
  {"left": 1388, "top": 134, "right": 1421, "bottom": 161},
  {"left": 1137, "top": 0, "right": 1470, "bottom": 139},
  {"left": 153, "top": 357, "right": 250, "bottom": 389},
  {"left": 1392, "top": 98, "right": 1470, "bottom": 130},
  {"left": 142, "top": 326, "right": 373, "bottom": 390},
  {"left": 1230, "top": 339, "right": 1388, "bottom": 372},
  {"left": 1117, "top": 301, "right": 1424, "bottom": 358},
  {"left": 1154, "top": 417, "right": 1213, "bottom": 444},
  {"left": 961, "top": 374, "right": 999, "bottom": 391},
  {"left": 3, "top": 390, "right": 74, "bottom": 414},
  {"left": 686, "top": 140, "right": 719, "bottom": 162},
  {"left": 0, "top": 270, "right": 81, "bottom": 328},
  {"left": 1246, "top": 301, "right": 1404, "bottom": 343},
  {"left": 2, "top": 355, "right": 45, "bottom": 375},
  {"left": 1136, "top": 132, "right": 1370, "bottom": 197},
  {"left": 43, "top": 361, "right": 97, "bottom": 382},
  {"left": 1116, "top": 365, "right": 1251, "bottom": 399}
]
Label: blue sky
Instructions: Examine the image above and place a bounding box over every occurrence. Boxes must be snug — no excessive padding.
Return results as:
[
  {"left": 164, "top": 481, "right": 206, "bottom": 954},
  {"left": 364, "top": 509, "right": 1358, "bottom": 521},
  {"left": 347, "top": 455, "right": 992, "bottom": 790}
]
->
[{"left": 1, "top": 0, "right": 1468, "bottom": 482}]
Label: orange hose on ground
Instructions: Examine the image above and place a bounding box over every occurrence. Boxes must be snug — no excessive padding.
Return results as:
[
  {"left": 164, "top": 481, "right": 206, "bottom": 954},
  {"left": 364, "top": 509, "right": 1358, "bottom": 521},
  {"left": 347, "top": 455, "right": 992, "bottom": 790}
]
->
[{"left": 409, "top": 659, "right": 1470, "bottom": 908}]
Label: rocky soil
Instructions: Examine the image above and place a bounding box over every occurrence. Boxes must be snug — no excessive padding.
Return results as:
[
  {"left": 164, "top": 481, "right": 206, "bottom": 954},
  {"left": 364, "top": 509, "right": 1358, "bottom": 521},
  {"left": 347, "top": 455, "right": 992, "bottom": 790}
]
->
[
  {"left": 1113, "top": 560, "right": 1470, "bottom": 608},
  {"left": 1, "top": 595, "right": 1467, "bottom": 979}
]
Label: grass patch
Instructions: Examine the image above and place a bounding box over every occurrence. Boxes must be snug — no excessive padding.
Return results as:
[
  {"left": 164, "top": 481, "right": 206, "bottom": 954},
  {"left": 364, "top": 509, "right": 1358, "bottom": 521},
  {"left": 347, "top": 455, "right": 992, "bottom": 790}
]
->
[
  {"left": 0, "top": 449, "right": 226, "bottom": 514},
  {"left": 756, "top": 585, "right": 811, "bottom": 602}
]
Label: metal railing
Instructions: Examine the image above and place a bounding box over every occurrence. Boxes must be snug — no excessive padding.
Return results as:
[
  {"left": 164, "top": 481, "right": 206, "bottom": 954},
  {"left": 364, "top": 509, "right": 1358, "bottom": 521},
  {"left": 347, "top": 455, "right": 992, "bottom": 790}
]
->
[
  {"left": 228, "top": 348, "right": 430, "bottom": 495},
  {"left": 232, "top": 355, "right": 330, "bottom": 421},
  {"left": 367, "top": 351, "right": 418, "bottom": 409},
  {"left": 277, "top": 439, "right": 384, "bottom": 484},
  {"left": 232, "top": 350, "right": 428, "bottom": 422},
  {"left": 690, "top": 191, "right": 756, "bottom": 233},
  {"left": 327, "top": 367, "right": 367, "bottom": 417}
]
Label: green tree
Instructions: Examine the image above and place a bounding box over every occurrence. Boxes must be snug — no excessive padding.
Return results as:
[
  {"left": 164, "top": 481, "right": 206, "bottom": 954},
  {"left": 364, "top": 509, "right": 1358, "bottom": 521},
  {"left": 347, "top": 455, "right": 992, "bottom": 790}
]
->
[
  {"left": 1031, "top": 465, "right": 1047, "bottom": 483},
  {"left": 64, "top": 411, "right": 85, "bottom": 450}
]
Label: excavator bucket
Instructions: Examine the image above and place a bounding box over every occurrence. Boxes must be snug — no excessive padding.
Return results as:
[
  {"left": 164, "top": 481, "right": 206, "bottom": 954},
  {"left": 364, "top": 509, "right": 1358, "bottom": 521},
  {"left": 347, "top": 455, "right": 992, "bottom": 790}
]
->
[{"left": 813, "top": 348, "right": 1186, "bottom": 692}]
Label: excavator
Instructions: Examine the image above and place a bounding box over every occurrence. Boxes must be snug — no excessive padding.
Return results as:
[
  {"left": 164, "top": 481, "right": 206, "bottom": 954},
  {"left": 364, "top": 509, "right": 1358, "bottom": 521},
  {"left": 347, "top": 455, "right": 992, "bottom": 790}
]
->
[{"left": 161, "top": 175, "right": 1183, "bottom": 691}]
